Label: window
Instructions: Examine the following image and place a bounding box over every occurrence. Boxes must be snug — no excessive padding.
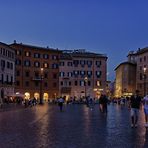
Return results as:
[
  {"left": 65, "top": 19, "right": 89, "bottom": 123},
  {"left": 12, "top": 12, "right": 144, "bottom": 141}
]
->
[
  {"left": 24, "top": 60, "right": 31, "bottom": 67},
  {"left": 97, "top": 80, "right": 101, "bottom": 86},
  {"left": 16, "top": 50, "right": 21, "bottom": 55},
  {"left": 61, "top": 81, "right": 63, "bottom": 86},
  {"left": 73, "top": 71, "right": 79, "bottom": 75},
  {"left": 80, "top": 60, "right": 85, "bottom": 66},
  {"left": 7, "top": 62, "right": 10, "bottom": 69},
  {"left": 75, "top": 81, "right": 78, "bottom": 86},
  {"left": 25, "top": 71, "right": 30, "bottom": 77},
  {"left": 1, "top": 60, "right": 5, "bottom": 68},
  {"left": 52, "top": 63, "right": 58, "bottom": 69},
  {"left": 67, "top": 72, "right": 72, "bottom": 77},
  {"left": 11, "top": 52, "right": 15, "bottom": 59},
  {"left": 60, "top": 62, "right": 64, "bottom": 66},
  {"left": 60, "top": 72, "right": 65, "bottom": 77},
  {"left": 73, "top": 60, "right": 79, "bottom": 66},
  {"left": 80, "top": 80, "right": 85, "bottom": 86},
  {"left": 80, "top": 71, "right": 85, "bottom": 76},
  {"left": 10, "top": 63, "right": 13, "bottom": 69},
  {"left": 67, "top": 62, "right": 73, "bottom": 66},
  {"left": 140, "top": 58, "right": 142, "bottom": 62},
  {"left": 87, "top": 71, "right": 92, "bottom": 77},
  {"left": 96, "top": 61, "right": 101, "bottom": 67},
  {"left": 69, "top": 81, "right": 71, "bottom": 86},
  {"left": 43, "top": 63, "right": 48, "bottom": 68},
  {"left": 25, "top": 51, "right": 31, "bottom": 57},
  {"left": 43, "top": 54, "right": 49, "bottom": 59},
  {"left": 15, "top": 59, "right": 21, "bottom": 65},
  {"left": 52, "top": 55, "right": 58, "bottom": 60},
  {"left": 87, "top": 61, "right": 92, "bottom": 67},
  {"left": 96, "top": 71, "right": 102, "bottom": 78},
  {"left": 34, "top": 53, "right": 40, "bottom": 58},
  {"left": 34, "top": 61, "right": 40, "bottom": 67}
]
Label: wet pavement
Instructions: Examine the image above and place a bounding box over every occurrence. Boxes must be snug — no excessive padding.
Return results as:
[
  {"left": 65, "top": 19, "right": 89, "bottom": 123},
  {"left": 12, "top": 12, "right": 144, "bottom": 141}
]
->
[{"left": 0, "top": 104, "right": 148, "bottom": 148}]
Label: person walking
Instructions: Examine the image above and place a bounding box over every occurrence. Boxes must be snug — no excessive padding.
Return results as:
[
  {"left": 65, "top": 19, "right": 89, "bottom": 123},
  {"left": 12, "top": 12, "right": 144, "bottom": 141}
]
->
[
  {"left": 143, "top": 95, "right": 148, "bottom": 128},
  {"left": 129, "top": 90, "right": 142, "bottom": 128},
  {"left": 99, "top": 94, "right": 108, "bottom": 114},
  {"left": 58, "top": 97, "right": 64, "bottom": 112}
]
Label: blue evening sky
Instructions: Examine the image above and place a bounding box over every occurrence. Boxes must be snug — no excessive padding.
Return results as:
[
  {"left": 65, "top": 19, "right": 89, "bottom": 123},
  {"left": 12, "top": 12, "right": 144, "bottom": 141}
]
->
[{"left": 0, "top": 0, "right": 148, "bottom": 81}]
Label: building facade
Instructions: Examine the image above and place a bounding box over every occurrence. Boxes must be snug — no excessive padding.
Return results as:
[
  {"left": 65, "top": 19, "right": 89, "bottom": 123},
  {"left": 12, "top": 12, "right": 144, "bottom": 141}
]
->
[
  {"left": 0, "top": 42, "right": 15, "bottom": 103},
  {"left": 136, "top": 48, "right": 148, "bottom": 96},
  {"left": 10, "top": 42, "right": 62, "bottom": 101},
  {"left": 115, "top": 62, "right": 136, "bottom": 97},
  {"left": 59, "top": 49, "right": 107, "bottom": 100},
  {"left": 115, "top": 47, "right": 148, "bottom": 97}
]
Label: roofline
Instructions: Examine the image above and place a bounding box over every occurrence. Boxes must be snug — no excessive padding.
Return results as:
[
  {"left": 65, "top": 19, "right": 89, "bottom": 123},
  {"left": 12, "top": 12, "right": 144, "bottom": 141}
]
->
[
  {"left": 0, "top": 42, "right": 14, "bottom": 51},
  {"left": 114, "top": 62, "right": 136, "bottom": 71},
  {"left": 136, "top": 47, "right": 148, "bottom": 55},
  {"left": 9, "top": 43, "right": 62, "bottom": 53}
]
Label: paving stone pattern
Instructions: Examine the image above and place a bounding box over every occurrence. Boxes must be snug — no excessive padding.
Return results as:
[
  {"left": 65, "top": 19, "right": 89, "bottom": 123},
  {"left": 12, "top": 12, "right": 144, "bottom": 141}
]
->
[{"left": 0, "top": 104, "right": 148, "bottom": 148}]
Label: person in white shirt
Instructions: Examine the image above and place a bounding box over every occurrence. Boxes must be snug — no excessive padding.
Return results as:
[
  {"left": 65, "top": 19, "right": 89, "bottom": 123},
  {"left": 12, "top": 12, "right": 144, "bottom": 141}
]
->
[
  {"left": 143, "top": 95, "right": 148, "bottom": 127},
  {"left": 58, "top": 97, "right": 64, "bottom": 112}
]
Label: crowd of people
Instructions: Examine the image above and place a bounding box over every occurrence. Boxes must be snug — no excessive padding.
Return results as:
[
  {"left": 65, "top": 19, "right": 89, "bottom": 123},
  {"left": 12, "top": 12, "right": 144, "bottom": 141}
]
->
[
  {"left": 1, "top": 90, "right": 148, "bottom": 129},
  {"left": 56, "top": 91, "right": 148, "bottom": 129}
]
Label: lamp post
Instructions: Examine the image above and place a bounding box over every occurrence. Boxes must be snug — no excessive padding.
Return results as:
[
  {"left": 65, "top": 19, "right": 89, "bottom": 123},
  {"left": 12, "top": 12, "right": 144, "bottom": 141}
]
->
[
  {"left": 84, "top": 76, "right": 88, "bottom": 99},
  {"left": 39, "top": 68, "right": 44, "bottom": 104},
  {"left": 143, "top": 67, "right": 147, "bottom": 97}
]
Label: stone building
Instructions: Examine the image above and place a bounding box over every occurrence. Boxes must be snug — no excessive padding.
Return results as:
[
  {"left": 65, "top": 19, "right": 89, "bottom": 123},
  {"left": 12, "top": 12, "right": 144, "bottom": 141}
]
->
[
  {"left": 0, "top": 42, "right": 15, "bottom": 103},
  {"left": 115, "top": 62, "right": 136, "bottom": 97},
  {"left": 115, "top": 47, "right": 148, "bottom": 97},
  {"left": 59, "top": 49, "right": 107, "bottom": 100}
]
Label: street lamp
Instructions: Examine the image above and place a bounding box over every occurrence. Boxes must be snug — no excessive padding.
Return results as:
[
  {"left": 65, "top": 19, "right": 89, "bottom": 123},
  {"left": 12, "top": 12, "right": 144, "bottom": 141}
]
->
[
  {"left": 143, "top": 67, "right": 147, "bottom": 97},
  {"left": 84, "top": 76, "right": 88, "bottom": 99},
  {"left": 39, "top": 68, "right": 44, "bottom": 104}
]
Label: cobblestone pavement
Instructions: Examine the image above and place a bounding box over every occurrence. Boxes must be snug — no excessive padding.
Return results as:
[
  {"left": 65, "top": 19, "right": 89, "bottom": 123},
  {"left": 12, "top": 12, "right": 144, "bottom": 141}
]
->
[{"left": 0, "top": 104, "right": 148, "bottom": 148}]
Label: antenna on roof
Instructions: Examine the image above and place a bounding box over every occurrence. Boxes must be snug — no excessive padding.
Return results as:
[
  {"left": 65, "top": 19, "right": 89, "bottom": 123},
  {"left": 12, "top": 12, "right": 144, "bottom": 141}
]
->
[{"left": 14, "top": 40, "right": 16, "bottom": 43}]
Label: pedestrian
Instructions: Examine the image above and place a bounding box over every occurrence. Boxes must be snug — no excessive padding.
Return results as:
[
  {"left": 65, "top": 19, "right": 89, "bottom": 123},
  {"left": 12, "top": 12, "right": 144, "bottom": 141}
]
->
[
  {"left": 88, "top": 97, "right": 94, "bottom": 110},
  {"left": 143, "top": 95, "right": 148, "bottom": 128},
  {"left": 99, "top": 94, "right": 108, "bottom": 113},
  {"left": 58, "top": 97, "right": 64, "bottom": 112},
  {"left": 129, "top": 90, "right": 142, "bottom": 128}
]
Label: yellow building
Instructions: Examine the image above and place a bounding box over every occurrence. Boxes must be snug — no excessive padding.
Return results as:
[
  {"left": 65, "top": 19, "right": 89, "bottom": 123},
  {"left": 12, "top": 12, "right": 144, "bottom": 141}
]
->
[{"left": 115, "top": 62, "right": 136, "bottom": 97}]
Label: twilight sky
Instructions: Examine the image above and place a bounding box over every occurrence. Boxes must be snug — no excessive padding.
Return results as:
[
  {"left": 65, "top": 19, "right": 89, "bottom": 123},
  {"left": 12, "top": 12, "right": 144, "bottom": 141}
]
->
[{"left": 0, "top": 0, "right": 148, "bottom": 81}]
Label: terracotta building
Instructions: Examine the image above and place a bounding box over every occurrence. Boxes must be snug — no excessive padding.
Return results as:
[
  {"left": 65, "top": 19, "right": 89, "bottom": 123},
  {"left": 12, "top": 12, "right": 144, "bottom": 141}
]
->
[
  {"left": 0, "top": 42, "right": 15, "bottom": 103},
  {"left": 59, "top": 49, "right": 107, "bottom": 100},
  {"left": 10, "top": 42, "right": 62, "bottom": 101}
]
